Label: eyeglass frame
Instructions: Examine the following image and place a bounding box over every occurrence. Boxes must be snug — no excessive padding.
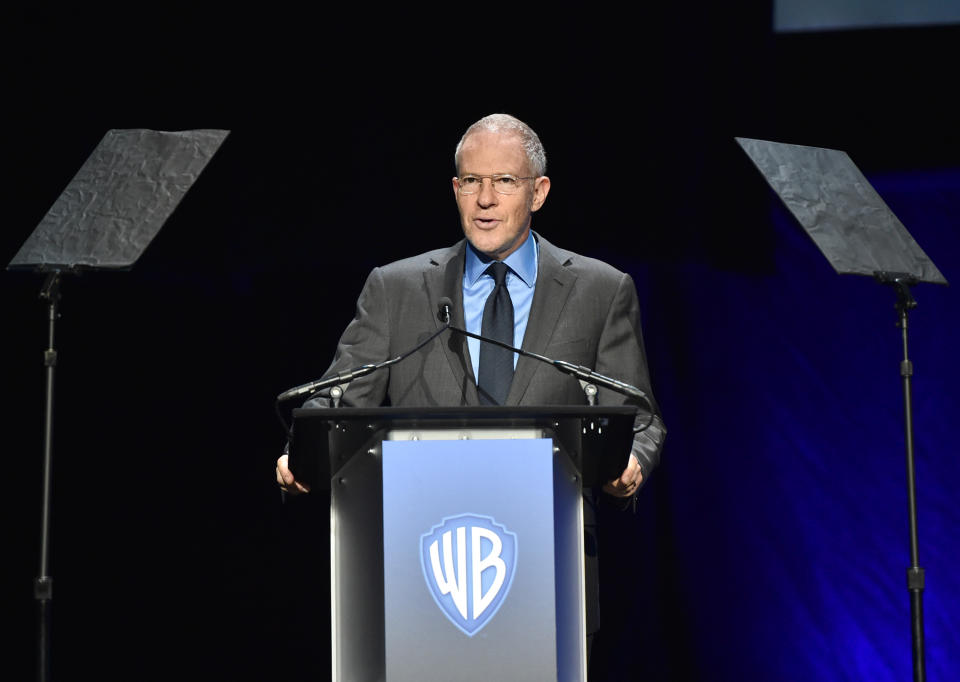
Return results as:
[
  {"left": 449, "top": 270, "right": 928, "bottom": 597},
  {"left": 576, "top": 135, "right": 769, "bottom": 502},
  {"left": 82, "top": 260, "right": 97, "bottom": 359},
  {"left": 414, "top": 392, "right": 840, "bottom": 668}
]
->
[{"left": 455, "top": 173, "right": 539, "bottom": 195}]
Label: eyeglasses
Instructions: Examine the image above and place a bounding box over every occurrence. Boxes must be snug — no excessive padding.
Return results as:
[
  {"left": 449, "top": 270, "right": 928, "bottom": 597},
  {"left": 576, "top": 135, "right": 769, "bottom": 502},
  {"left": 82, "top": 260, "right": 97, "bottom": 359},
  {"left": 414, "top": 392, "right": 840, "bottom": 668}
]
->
[{"left": 456, "top": 173, "right": 536, "bottom": 195}]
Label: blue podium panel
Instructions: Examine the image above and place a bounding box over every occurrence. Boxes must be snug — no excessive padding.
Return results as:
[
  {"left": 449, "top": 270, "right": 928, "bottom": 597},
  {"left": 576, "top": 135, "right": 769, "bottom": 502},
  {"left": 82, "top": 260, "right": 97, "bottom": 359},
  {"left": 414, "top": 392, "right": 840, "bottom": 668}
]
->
[{"left": 383, "top": 438, "right": 559, "bottom": 682}]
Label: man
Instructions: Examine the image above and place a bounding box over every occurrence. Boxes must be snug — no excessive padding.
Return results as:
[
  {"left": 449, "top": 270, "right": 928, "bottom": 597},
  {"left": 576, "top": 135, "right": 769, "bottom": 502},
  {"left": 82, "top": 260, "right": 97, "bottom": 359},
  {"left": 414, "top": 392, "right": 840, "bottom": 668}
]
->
[
  {"left": 275, "top": 113, "right": 666, "bottom": 643},
  {"left": 277, "top": 113, "right": 664, "bottom": 492}
]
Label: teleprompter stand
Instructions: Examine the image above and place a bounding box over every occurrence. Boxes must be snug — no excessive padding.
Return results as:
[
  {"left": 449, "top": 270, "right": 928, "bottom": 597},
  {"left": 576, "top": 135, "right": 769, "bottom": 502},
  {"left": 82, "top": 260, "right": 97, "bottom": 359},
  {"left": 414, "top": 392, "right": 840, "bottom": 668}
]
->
[
  {"left": 288, "top": 405, "right": 638, "bottom": 682},
  {"left": 8, "top": 128, "right": 229, "bottom": 682},
  {"left": 737, "top": 137, "right": 948, "bottom": 682}
]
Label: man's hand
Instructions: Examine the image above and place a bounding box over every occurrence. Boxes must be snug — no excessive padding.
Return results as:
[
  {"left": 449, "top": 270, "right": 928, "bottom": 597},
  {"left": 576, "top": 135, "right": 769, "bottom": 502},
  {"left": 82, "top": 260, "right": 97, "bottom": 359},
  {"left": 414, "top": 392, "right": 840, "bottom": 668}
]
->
[
  {"left": 276, "top": 453, "right": 311, "bottom": 495},
  {"left": 602, "top": 454, "right": 643, "bottom": 498}
]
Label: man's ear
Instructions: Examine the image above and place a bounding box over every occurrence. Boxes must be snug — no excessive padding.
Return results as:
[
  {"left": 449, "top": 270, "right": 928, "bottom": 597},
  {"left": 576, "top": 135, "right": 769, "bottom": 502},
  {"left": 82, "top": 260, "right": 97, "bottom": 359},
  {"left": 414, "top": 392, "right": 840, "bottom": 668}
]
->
[{"left": 531, "top": 176, "right": 551, "bottom": 212}]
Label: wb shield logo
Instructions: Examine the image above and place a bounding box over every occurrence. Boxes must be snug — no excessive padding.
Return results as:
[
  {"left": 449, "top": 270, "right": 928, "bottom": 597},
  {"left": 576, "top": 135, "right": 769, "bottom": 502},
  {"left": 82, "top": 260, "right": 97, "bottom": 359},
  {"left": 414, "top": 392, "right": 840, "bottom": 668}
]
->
[{"left": 420, "top": 514, "right": 517, "bottom": 636}]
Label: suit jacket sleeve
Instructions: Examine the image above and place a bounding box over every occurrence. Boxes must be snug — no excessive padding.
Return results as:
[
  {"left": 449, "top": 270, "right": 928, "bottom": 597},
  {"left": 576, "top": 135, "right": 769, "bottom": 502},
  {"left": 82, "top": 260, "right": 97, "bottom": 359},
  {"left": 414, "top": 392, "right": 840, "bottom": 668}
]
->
[
  {"left": 593, "top": 271, "right": 666, "bottom": 480},
  {"left": 302, "top": 266, "right": 392, "bottom": 409}
]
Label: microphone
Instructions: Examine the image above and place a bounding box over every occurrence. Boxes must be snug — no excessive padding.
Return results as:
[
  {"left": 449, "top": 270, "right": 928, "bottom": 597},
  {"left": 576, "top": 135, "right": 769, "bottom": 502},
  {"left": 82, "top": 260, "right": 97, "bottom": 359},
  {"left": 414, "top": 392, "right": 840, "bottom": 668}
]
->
[
  {"left": 276, "top": 364, "right": 379, "bottom": 403},
  {"left": 277, "top": 301, "right": 454, "bottom": 404},
  {"left": 441, "top": 301, "right": 652, "bottom": 408},
  {"left": 437, "top": 296, "right": 452, "bottom": 323}
]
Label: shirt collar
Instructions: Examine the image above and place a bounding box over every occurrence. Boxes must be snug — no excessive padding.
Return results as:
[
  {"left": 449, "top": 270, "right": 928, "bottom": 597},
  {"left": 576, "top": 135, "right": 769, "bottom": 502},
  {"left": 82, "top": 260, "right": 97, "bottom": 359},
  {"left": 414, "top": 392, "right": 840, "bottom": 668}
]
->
[{"left": 465, "top": 230, "right": 538, "bottom": 287}]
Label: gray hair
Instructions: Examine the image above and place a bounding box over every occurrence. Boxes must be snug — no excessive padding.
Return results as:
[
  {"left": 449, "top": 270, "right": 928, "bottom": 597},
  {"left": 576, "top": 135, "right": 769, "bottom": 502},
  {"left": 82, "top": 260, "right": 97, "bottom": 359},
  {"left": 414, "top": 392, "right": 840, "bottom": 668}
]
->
[{"left": 454, "top": 113, "right": 547, "bottom": 177}]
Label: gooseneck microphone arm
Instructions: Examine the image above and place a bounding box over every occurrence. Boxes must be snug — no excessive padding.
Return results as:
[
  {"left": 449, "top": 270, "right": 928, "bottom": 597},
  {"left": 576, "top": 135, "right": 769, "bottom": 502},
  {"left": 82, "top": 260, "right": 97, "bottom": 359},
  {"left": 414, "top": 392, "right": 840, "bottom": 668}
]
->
[
  {"left": 436, "top": 297, "right": 654, "bottom": 414},
  {"left": 449, "top": 323, "right": 652, "bottom": 408},
  {"left": 274, "top": 317, "right": 452, "bottom": 436},
  {"left": 277, "top": 321, "right": 452, "bottom": 403}
]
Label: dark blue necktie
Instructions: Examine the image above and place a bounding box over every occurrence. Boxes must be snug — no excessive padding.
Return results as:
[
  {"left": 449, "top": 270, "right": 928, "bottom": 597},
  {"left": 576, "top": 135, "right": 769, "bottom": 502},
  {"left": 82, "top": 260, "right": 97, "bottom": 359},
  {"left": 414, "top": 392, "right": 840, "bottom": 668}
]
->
[{"left": 478, "top": 261, "right": 515, "bottom": 405}]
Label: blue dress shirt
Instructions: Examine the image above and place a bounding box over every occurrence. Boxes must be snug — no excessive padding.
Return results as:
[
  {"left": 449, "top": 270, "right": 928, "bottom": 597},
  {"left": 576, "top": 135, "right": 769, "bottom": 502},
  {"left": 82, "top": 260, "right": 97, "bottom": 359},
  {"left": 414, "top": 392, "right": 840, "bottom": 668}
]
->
[{"left": 463, "top": 231, "right": 539, "bottom": 381}]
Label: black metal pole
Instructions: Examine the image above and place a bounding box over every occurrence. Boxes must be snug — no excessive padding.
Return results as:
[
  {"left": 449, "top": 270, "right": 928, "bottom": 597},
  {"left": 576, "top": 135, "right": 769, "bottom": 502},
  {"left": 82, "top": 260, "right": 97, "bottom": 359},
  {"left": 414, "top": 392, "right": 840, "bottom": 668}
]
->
[
  {"left": 36, "top": 271, "right": 60, "bottom": 682},
  {"left": 876, "top": 271, "right": 926, "bottom": 682},
  {"left": 898, "top": 302, "right": 926, "bottom": 682}
]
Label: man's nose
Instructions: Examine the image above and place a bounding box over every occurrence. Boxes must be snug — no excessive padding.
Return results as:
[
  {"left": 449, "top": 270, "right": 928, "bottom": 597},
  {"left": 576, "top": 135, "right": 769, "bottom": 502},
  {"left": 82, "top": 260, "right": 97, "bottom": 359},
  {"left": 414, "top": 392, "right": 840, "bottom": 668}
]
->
[{"left": 477, "top": 177, "right": 499, "bottom": 206}]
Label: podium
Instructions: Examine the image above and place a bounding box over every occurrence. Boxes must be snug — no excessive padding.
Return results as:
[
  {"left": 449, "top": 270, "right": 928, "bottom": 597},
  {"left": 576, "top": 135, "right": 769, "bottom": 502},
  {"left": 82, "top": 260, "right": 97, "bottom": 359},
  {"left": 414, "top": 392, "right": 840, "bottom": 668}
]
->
[{"left": 290, "top": 405, "right": 638, "bottom": 682}]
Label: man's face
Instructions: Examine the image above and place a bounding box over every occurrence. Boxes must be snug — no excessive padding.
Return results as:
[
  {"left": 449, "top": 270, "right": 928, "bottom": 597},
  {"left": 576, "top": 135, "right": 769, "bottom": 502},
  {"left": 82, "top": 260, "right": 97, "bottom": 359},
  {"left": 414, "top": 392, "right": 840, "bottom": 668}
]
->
[{"left": 452, "top": 131, "right": 550, "bottom": 260}]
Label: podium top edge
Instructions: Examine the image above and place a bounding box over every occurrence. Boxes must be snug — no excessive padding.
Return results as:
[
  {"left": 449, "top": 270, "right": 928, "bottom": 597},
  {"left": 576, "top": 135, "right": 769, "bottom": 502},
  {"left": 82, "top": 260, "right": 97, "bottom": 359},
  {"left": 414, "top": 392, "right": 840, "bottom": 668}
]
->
[{"left": 292, "top": 405, "right": 639, "bottom": 422}]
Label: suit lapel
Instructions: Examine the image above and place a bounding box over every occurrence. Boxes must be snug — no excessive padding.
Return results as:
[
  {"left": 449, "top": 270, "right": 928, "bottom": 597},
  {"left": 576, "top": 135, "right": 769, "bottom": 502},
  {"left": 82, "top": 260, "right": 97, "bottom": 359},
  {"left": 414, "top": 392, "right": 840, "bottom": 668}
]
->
[
  {"left": 423, "top": 240, "right": 480, "bottom": 405},
  {"left": 506, "top": 235, "right": 577, "bottom": 405}
]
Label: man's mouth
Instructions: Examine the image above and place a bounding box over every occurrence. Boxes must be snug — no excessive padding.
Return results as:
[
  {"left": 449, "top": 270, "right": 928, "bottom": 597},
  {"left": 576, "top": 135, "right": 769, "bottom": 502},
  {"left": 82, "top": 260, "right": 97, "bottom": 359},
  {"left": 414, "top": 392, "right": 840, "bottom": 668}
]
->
[{"left": 474, "top": 217, "right": 500, "bottom": 228}]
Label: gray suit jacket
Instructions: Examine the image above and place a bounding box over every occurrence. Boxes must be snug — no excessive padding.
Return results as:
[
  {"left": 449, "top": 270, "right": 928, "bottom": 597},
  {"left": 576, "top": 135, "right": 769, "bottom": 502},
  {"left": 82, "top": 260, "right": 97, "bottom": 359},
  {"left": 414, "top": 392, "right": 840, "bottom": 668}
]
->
[{"left": 306, "top": 233, "right": 665, "bottom": 476}]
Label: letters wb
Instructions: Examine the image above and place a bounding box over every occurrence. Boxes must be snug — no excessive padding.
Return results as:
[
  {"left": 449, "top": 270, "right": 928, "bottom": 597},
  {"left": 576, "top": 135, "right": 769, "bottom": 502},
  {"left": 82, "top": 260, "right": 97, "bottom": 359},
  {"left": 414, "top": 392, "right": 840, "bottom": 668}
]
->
[{"left": 420, "top": 514, "right": 517, "bottom": 636}]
